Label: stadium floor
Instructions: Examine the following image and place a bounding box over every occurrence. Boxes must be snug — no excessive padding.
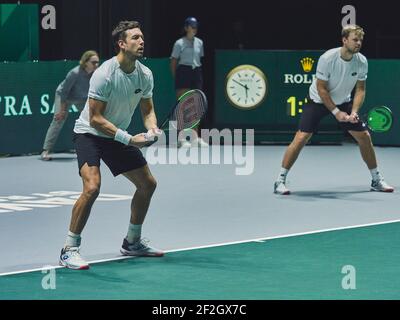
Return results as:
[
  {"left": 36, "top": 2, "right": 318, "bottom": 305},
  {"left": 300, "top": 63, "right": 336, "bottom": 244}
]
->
[{"left": 1, "top": 144, "right": 399, "bottom": 299}]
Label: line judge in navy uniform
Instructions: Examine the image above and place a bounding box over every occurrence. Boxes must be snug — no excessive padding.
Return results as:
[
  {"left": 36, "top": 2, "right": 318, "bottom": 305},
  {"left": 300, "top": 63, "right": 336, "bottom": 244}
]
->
[{"left": 170, "top": 17, "right": 208, "bottom": 148}]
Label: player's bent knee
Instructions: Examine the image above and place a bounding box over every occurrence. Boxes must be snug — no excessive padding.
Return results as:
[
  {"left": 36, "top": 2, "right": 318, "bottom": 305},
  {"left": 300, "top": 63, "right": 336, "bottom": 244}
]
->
[
  {"left": 141, "top": 178, "right": 157, "bottom": 195},
  {"left": 83, "top": 183, "right": 100, "bottom": 200},
  {"left": 353, "top": 130, "right": 371, "bottom": 144},
  {"left": 361, "top": 130, "right": 371, "bottom": 139},
  {"left": 295, "top": 131, "right": 313, "bottom": 145},
  {"left": 147, "top": 178, "right": 157, "bottom": 193}
]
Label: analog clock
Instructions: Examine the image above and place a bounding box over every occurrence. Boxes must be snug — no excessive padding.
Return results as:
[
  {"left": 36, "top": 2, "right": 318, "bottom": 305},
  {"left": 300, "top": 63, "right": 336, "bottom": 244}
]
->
[{"left": 225, "top": 64, "right": 268, "bottom": 109}]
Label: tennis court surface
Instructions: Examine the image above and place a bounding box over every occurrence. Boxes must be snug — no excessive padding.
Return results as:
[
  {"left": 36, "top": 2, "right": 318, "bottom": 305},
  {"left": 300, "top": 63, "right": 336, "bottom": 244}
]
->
[{"left": 1, "top": 145, "right": 399, "bottom": 299}]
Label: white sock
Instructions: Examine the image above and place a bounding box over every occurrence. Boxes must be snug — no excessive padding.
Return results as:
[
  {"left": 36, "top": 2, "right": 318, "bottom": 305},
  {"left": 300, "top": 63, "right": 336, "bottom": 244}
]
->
[
  {"left": 370, "top": 168, "right": 382, "bottom": 181},
  {"left": 277, "top": 167, "right": 289, "bottom": 182},
  {"left": 65, "top": 231, "right": 81, "bottom": 248},
  {"left": 126, "top": 223, "right": 142, "bottom": 244}
]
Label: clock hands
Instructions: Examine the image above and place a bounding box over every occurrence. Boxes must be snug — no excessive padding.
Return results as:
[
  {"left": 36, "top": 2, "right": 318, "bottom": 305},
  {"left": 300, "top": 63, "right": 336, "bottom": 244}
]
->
[
  {"left": 226, "top": 65, "right": 266, "bottom": 108},
  {"left": 232, "top": 79, "right": 249, "bottom": 99},
  {"left": 232, "top": 79, "right": 246, "bottom": 88}
]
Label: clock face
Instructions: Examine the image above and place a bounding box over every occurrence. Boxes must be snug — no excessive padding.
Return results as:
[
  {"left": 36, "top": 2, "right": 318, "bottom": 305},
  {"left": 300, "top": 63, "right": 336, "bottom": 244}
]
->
[{"left": 225, "top": 65, "right": 268, "bottom": 109}]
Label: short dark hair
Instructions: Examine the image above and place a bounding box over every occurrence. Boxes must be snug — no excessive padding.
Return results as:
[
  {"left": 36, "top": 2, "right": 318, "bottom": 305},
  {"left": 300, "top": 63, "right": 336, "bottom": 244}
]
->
[{"left": 112, "top": 20, "right": 141, "bottom": 53}]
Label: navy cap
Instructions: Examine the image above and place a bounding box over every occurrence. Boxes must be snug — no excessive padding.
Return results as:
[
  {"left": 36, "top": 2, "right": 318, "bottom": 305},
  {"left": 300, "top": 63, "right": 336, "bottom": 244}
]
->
[{"left": 184, "top": 17, "right": 198, "bottom": 28}]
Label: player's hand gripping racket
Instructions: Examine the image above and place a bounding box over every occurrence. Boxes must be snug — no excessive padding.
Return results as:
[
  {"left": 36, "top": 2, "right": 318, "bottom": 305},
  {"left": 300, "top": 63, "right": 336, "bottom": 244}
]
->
[
  {"left": 145, "top": 89, "right": 208, "bottom": 147},
  {"left": 358, "top": 106, "right": 393, "bottom": 133}
]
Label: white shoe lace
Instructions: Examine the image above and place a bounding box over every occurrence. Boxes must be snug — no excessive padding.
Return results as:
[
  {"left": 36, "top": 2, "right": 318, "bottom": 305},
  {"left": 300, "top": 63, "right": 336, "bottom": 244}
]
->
[
  {"left": 131, "top": 238, "right": 150, "bottom": 251},
  {"left": 65, "top": 247, "right": 84, "bottom": 260}
]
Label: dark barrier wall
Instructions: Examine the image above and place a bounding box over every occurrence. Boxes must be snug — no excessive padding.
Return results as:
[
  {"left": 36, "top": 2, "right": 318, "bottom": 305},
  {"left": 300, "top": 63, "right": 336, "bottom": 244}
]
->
[
  {"left": 0, "top": 58, "right": 175, "bottom": 154},
  {"left": 366, "top": 60, "right": 400, "bottom": 146},
  {"left": 214, "top": 50, "right": 400, "bottom": 145},
  {"left": 1, "top": 53, "right": 399, "bottom": 155},
  {"left": 0, "top": 4, "right": 39, "bottom": 61}
]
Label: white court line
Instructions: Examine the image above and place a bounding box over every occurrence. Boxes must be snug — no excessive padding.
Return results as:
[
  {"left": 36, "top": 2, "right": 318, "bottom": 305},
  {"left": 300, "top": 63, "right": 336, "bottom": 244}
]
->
[{"left": 1, "top": 218, "right": 400, "bottom": 277}]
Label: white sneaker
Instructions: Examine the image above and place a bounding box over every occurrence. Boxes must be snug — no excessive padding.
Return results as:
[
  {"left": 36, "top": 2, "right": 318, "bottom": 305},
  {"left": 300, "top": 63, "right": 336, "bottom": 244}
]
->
[
  {"left": 274, "top": 180, "right": 291, "bottom": 195},
  {"left": 40, "top": 150, "right": 52, "bottom": 161},
  {"left": 371, "top": 179, "right": 394, "bottom": 192},
  {"left": 120, "top": 238, "right": 164, "bottom": 257},
  {"left": 59, "top": 247, "right": 89, "bottom": 270},
  {"left": 192, "top": 137, "right": 209, "bottom": 147},
  {"left": 178, "top": 139, "right": 192, "bottom": 148}
]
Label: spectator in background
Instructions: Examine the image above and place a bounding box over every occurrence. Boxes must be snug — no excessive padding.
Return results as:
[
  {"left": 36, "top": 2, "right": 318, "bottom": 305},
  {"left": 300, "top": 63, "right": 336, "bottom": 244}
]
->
[
  {"left": 40, "top": 50, "right": 100, "bottom": 160},
  {"left": 170, "top": 17, "right": 208, "bottom": 148}
]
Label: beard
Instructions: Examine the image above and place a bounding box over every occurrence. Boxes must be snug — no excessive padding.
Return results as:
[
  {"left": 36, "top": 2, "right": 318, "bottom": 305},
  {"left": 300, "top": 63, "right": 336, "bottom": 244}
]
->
[
  {"left": 346, "top": 46, "right": 360, "bottom": 54},
  {"left": 125, "top": 49, "right": 143, "bottom": 60}
]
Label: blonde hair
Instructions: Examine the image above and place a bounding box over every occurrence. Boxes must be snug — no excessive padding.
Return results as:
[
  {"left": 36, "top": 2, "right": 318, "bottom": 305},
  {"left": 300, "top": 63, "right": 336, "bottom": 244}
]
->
[
  {"left": 79, "top": 50, "right": 99, "bottom": 67},
  {"left": 342, "top": 25, "right": 365, "bottom": 38}
]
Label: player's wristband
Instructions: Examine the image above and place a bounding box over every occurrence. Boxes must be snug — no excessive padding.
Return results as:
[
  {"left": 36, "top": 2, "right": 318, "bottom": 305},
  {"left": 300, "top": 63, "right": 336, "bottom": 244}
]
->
[
  {"left": 114, "top": 129, "right": 132, "bottom": 145},
  {"left": 331, "top": 107, "right": 340, "bottom": 116}
]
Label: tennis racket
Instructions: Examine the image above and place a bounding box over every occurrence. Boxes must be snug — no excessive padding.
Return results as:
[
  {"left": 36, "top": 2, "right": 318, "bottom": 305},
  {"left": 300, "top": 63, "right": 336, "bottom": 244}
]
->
[
  {"left": 358, "top": 106, "right": 393, "bottom": 133},
  {"left": 145, "top": 89, "right": 208, "bottom": 146}
]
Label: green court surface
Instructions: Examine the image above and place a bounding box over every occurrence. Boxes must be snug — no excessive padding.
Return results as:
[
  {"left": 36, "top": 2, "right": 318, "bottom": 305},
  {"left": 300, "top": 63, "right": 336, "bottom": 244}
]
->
[{"left": 1, "top": 221, "right": 400, "bottom": 300}]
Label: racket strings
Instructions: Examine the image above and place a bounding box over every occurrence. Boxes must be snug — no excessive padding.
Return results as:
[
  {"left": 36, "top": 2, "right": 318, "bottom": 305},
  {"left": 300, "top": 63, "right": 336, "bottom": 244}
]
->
[{"left": 174, "top": 93, "right": 207, "bottom": 130}]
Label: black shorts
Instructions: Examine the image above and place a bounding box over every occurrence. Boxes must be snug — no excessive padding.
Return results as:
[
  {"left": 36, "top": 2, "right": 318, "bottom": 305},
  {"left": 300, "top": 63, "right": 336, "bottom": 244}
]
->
[
  {"left": 298, "top": 100, "right": 368, "bottom": 133},
  {"left": 175, "top": 65, "right": 203, "bottom": 90},
  {"left": 73, "top": 133, "right": 147, "bottom": 177}
]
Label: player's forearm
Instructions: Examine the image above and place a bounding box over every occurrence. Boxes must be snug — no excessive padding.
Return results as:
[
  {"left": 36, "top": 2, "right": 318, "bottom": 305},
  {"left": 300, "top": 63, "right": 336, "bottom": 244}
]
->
[
  {"left": 90, "top": 115, "right": 151, "bottom": 147},
  {"left": 142, "top": 111, "right": 158, "bottom": 130},
  {"left": 170, "top": 59, "right": 177, "bottom": 78},
  {"left": 89, "top": 115, "right": 119, "bottom": 137},
  {"left": 352, "top": 90, "right": 365, "bottom": 113},
  {"left": 60, "top": 101, "right": 69, "bottom": 112},
  {"left": 318, "top": 88, "right": 337, "bottom": 112}
]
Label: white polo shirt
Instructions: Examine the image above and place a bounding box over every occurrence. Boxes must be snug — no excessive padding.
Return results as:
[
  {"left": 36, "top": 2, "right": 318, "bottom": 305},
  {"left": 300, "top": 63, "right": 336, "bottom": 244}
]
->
[
  {"left": 309, "top": 47, "right": 368, "bottom": 105},
  {"left": 170, "top": 36, "right": 204, "bottom": 68},
  {"left": 74, "top": 57, "right": 153, "bottom": 137}
]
